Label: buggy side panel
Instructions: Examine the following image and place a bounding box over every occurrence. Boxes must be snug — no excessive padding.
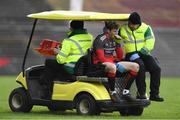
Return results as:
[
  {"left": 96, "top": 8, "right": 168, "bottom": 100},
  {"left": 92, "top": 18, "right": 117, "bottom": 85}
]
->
[{"left": 52, "top": 81, "right": 110, "bottom": 101}]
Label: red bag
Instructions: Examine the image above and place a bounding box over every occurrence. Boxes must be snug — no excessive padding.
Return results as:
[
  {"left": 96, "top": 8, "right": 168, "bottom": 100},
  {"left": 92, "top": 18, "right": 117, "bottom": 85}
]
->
[{"left": 34, "top": 39, "right": 61, "bottom": 56}]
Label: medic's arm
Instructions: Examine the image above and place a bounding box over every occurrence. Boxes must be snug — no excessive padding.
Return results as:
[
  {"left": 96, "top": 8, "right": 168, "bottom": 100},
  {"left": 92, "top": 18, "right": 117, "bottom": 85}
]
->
[
  {"left": 144, "top": 26, "right": 155, "bottom": 52},
  {"left": 56, "top": 39, "right": 71, "bottom": 64}
]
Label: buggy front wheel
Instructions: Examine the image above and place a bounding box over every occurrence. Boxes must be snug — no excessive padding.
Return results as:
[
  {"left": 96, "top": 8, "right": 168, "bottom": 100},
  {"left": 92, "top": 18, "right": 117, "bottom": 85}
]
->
[{"left": 9, "top": 87, "right": 33, "bottom": 112}]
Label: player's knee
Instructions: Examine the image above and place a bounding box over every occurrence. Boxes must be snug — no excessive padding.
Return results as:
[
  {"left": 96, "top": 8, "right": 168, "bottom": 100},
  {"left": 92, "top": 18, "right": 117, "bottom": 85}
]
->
[
  {"left": 109, "top": 64, "right": 116, "bottom": 73},
  {"left": 133, "top": 63, "right": 139, "bottom": 72},
  {"left": 104, "top": 62, "right": 116, "bottom": 73}
]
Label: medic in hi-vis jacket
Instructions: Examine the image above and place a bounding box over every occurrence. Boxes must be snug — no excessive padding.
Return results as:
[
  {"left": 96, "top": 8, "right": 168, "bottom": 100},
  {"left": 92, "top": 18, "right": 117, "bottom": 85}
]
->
[{"left": 118, "top": 12, "right": 164, "bottom": 102}]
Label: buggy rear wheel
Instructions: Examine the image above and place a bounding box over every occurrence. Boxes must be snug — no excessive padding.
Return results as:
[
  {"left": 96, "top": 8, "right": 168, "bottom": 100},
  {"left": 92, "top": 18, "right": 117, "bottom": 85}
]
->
[
  {"left": 9, "top": 87, "right": 33, "bottom": 112},
  {"left": 75, "top": 94, "right": 99, "bottom": 115},
  {"left": 119, "top": 107, "right": 144, "bottom": 116},
  {"left": 129, "top": 107, "right": 144, "bottom": 116},
  {"left": 119, "top": 108, "right": 130, "bottom": 116}
]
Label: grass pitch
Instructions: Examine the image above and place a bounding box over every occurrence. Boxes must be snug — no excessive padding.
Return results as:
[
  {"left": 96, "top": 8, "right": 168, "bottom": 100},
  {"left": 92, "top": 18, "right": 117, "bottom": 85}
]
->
[{"left": 0, "top": 76, "right": 180, "bottom": 119}]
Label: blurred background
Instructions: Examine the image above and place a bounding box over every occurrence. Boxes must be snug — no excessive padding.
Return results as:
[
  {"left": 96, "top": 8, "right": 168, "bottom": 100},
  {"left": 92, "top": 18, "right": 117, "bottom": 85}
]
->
[{"left": 0, "top": 0, "right": 180, "bottom": 77}]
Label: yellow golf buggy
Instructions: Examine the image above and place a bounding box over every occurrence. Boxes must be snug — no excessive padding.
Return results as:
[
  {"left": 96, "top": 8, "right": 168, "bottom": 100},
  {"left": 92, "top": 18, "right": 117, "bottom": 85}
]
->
[{"left": 8, "top": 10, "right": 150, "bottom": 116}]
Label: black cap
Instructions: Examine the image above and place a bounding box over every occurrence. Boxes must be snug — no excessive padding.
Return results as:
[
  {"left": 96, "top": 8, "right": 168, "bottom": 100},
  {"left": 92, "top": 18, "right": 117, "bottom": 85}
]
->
[
  {"left": 70, "top": 20, "right": 84, "bottom": 29},
  {"left": 128, "top": 12, "right": 141, "bottom": 25}
]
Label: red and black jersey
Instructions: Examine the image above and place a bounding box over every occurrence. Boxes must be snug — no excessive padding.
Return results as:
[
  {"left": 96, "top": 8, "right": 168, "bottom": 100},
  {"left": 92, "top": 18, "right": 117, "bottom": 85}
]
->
[{"left": 92, "top": 32, "right": 123, "bottom": 64}]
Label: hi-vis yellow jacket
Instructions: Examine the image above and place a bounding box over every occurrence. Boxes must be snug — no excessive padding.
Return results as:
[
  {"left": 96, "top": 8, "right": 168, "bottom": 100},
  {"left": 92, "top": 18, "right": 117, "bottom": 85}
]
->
[
  {"left": 118, "top": 22, "right": 155, "bottom": 54},
  {"left": 56, "top": 30, "right": 93, "bottom": 64}
]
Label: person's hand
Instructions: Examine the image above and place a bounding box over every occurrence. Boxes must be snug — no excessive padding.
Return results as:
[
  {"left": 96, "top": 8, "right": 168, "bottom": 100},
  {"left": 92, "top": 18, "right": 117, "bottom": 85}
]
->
[
  {"left": 140, "top": 47, "right": 149, "bottom": 55},
  {"left": 114, "top": 35, "right": 122, "bottom": 40},
  {"left": 53, "top": 47, "right": 59, "bottom": 55}
]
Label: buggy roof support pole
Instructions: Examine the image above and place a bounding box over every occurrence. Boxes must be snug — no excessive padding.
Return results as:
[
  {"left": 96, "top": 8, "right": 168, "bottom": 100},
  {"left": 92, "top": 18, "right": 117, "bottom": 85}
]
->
[{"left": 22, "top": 19, "right": 38, "bottom": 77}]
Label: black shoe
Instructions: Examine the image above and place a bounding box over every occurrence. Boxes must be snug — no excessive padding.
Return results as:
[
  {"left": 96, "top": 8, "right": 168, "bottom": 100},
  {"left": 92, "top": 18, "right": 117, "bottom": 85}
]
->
[
  {"left": 110, "top": 91, "right": 119, "bottom": 102},
  {"left": 122, "top": 93, "right": 138, "bottom": 102},
  {"left": 150, "top": 95, "right": 164, "bottom": 102},
  {"left": 137, "top": 95, "right": 147, "bottom": 99}
]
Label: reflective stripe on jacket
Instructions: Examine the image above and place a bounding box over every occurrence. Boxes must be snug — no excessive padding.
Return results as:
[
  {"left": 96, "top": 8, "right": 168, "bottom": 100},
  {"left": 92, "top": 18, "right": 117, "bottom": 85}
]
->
[
  {"left": 56, "top": 33, "right": 93, "bottom": 64},
  {"left": 118, "top": 22, "right": 155, "bottom": 53}
]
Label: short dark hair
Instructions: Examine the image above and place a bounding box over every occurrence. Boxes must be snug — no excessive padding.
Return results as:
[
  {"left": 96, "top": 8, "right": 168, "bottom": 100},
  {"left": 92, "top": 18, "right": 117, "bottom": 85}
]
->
[
  {"left": 104, "top": 21, "right": 119, "bottom": 30},
  {"left": 128, "top": 12, "right": 141, "bottom": 25},
  {"left": 70, "top": 20, "right": 84, "bottom": 29}
]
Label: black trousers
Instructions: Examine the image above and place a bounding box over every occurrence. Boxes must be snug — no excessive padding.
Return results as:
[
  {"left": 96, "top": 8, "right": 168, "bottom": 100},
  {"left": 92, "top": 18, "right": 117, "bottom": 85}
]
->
[
  {"left": 40, "top": 59, "right": 69, "bottom": 94},
  {"left": 126, "top": 53, "right": 161, "bottom": 96}
]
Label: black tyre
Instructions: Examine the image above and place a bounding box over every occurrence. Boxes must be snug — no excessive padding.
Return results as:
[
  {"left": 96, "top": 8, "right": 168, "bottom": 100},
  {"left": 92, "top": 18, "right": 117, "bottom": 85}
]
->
[
  {"left": 47, "top": 105, "right": 66, "bottom": 112},
  {"left": 129, "top": 107, "right": 144, "bottom": 116},
  {"left": 119, "top": 107, "right": 144, "bottom": 116},
  {"left": 75, "top": 94, "right": 99, "bottom": 115},
  {"left": 9, "top": 87, "right": 33, "bottom": 112},
  {"left": 119, "top": 108, "right": 130, "bottom": 116}
]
